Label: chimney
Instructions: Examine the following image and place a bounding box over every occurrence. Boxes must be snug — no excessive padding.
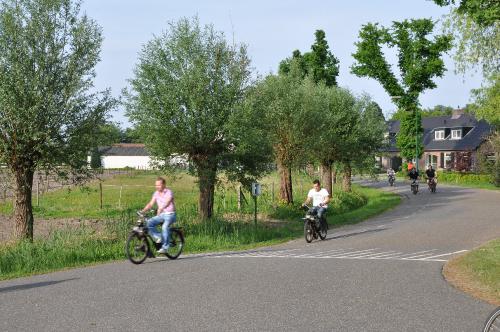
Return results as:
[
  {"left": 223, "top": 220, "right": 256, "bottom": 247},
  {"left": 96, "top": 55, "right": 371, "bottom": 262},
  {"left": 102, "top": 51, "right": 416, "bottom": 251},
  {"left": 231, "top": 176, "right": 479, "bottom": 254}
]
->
[{"left": 451, "top": 108, "right": 465, "bottom": 119}]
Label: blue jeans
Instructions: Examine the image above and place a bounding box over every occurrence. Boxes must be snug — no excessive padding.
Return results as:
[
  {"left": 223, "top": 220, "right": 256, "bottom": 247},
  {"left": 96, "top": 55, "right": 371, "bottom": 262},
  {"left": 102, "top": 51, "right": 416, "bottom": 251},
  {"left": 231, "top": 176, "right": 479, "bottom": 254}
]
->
[
  {"left": 147, "top": 212, "right": 176, "bottom": 249},
  {"left": 312, "top": 206, "right": 327, "bottom": 221}
]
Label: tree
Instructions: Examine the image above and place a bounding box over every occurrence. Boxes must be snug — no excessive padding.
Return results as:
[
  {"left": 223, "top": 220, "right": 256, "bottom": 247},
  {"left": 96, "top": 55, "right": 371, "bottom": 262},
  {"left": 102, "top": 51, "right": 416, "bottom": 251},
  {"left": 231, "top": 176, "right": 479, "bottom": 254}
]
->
[
  {"left": 125, "top": 17, "right": 271, "bottom": 219},
  {"left": 0, "top": 0, "right": 113, "bottom": 241},
  {"left": 338, "top": 96, "right": 387, "bottom": 191},
  {"left": 279, "top": 29, "right": 339, "bottom": 86},
  {"left": 254, "top": 63, "right": 316, "bottom": 204},
  {"left": 306, "top": 84, "right": 358, "bottom": 194},
  {"left": 351, "top": 19, "right": 452, "bottom": 161},
  {"left": 470, "top": 73, "right": 500, "bottom": 128},
  {"left": 432, "top": 0, "right": 500, "bottom": 27}
]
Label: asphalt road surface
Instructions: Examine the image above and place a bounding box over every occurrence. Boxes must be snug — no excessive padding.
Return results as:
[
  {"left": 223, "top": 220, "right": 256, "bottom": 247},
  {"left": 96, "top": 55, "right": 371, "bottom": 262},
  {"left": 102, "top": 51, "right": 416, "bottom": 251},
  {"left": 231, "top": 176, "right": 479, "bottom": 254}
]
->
[{"left": 1, "top": 179, "right": 499, "bottom": 331}]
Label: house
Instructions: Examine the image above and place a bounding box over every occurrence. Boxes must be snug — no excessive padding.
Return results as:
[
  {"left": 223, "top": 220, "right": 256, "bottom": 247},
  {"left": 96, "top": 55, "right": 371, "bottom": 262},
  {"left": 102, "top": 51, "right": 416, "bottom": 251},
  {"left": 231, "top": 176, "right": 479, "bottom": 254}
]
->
[
  {"left": 92, "top": 143, "right": 152, "bottom": 169},
  {"left": 89, "top": 143, "right": 189, "bottom": 169},
  {"left": 380, "top": 109, "right": 493, "bottom": 171}
]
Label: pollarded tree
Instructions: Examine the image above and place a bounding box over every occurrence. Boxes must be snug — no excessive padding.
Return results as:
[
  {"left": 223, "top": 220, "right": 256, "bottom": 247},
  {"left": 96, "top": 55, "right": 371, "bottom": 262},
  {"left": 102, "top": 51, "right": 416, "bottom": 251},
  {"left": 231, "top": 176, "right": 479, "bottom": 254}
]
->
[
  {"left": 351, "top": 19, "right": 452, "bottom": 162},
  {"left": 254, "top": 62, "right": 319, "bottom": 204},
  {"left": 125, "top": 17, "right": 272, "bottom": 219},
  {"left": 305, "top": 83, "right": 358, "bottom": 194},
  {"left": 0, "top": 0, "right": 114, "bottom": 241}
]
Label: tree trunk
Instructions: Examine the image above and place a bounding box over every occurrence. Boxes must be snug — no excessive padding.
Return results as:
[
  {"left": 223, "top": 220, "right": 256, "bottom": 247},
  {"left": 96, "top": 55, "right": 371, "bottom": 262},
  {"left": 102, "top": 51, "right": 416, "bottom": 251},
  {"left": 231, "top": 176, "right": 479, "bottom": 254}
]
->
[
  {"left": 305, "top": 163, "right": 314, "bottom": 177},
  {"left": 13, "top": 168, "right": 35, "bottom": 241},
  {"left": 332, "top": 167, "right": 337, "bottom": 184},
  {"left": 342, "top": 163, "right": 352, "bottom": 192},
  {"left": 277, "top": 158, "right": 293, "bottom": 204},
  {"left": 321, "top": 162, "right": 333, "bottom": 195},
  {"left": 195, "top": 158, "right": 217, "bottom": 220}
]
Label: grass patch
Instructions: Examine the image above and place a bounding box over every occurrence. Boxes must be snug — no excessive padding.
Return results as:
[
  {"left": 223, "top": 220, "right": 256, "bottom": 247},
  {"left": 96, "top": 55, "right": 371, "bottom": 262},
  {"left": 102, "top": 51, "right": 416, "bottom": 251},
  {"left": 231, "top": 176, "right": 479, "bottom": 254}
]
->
[
  {"left": 0, "top": 171, "right": 400, "bottom": 280},
  {"left": 443, "top": 238, "right": 500, "bottom": 306}
]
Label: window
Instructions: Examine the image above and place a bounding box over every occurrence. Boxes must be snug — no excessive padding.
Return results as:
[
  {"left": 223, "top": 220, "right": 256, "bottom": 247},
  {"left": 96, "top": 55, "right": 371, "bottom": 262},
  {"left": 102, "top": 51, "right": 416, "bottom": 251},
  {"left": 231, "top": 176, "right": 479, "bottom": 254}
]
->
[
  {"left": 444, "top": 152, "right": 453, "bottom": 169},
  {"left": 427, "top": 154, "right": 438, "bottom": 169},
  {"left": 435, "top": 130, "right": 445, "bottom": 140},
  {"left": 451, "top": 129, "right": 462, "bottom": 139}
]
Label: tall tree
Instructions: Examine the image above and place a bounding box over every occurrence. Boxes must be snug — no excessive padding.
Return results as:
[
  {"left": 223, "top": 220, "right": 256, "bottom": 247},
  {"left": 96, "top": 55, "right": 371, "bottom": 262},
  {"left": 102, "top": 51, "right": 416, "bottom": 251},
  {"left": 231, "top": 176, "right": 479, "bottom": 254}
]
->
[
  {"left": 306, "top": 84, "right": 358, "bottom": 194},
  {"left": 0, "top": 0, "right": 113, "bottom": 241},
  {"left": 125, "top": 17, "right": 271, "bottom": 219},
  {"left": 254, "top": 62, "right": 317, "bottom": 204},
  {"left": 279, "top": 29, "right": 339, "bottom": 86},
  {"left": 351, "top": 19, "right": 452, "bottom": 161},
  {"left": 337, "top": 96, "right": 387, "bottom": 191}
]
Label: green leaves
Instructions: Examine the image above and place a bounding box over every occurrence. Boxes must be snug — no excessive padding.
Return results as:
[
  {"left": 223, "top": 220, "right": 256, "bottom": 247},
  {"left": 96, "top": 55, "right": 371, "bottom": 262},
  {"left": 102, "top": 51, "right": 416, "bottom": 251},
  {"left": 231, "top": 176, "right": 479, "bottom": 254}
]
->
[
  {"left": 0, "top": 0, "right": 112, "bottom": 174},
  {"left": 351, "top": 18, "right": 451, "bottom": 161}
]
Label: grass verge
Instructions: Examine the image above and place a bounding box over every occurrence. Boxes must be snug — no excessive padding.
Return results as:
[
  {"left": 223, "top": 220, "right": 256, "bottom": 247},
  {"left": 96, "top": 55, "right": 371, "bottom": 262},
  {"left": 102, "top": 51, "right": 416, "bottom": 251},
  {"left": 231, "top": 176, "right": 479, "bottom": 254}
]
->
[
  {"left": 443, "top": 238, "right": 500, "bottom": 306},
  {"left": 0, "top": 172, "right": 400, "bottom": 280}
]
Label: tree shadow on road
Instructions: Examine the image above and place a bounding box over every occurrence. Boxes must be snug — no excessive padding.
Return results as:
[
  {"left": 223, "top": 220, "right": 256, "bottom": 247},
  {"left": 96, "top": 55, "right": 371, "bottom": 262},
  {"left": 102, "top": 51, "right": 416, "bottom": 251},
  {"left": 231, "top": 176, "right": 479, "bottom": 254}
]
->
[{"left": 0, "top": 277, "right": 79, "bottom": 294}]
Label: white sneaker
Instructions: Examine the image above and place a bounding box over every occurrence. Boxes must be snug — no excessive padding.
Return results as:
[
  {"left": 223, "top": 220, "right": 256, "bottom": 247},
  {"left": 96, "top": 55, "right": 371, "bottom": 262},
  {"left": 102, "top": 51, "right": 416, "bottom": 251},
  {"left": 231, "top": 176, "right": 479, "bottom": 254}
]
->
[
  {"left": 153, "top": 236, "right": 162, "bottom": 244},
  {"left": 157, "top": 247, "right": 169, "bottom": 254}
]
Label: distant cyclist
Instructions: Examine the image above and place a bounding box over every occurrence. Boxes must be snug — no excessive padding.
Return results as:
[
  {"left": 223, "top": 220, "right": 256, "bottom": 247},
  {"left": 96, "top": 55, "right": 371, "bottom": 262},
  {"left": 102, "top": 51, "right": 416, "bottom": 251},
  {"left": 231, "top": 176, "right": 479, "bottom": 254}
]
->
[
  {"left": 140, "top": 177, "right": 176, "bottom": 254},
  {"left": 425, "top": 164, "right": 437, "bottom": 186},
  {"left": 408, "top": 163, "right": 419, "bottom": 182}
]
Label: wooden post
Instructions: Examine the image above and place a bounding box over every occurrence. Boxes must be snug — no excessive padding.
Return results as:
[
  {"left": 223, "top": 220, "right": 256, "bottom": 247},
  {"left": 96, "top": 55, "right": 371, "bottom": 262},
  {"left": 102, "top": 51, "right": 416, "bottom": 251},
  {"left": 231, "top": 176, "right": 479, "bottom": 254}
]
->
[
  {"left": 118, "top": 185, "right": 123, "bottom": 209},
  {"left": 99, "top": 182, "right": 103, "bottom": 209},
  {"left": 237, "top": 186, "right": 242, "bottom": 211},
  {"left": 36, "top": 178, "right": 40, "bottom": 207},
  {"left": 271, "top": 182, "right": 275, "bottom": 203}
]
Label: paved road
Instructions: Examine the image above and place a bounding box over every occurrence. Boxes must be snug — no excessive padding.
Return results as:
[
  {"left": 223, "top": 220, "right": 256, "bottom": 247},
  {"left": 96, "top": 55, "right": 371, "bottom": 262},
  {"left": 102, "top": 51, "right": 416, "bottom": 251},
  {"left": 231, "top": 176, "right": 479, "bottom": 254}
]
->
[{"left": 1, "top": 180, "right": 499, "bottom": 331}]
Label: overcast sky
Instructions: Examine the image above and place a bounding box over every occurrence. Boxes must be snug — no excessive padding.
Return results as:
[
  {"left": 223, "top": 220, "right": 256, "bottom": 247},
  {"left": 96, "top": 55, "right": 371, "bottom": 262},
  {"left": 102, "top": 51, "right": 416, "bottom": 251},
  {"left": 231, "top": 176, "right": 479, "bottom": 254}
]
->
[{"left": 80, "top": 0, "right": 483, "bottom": 127}]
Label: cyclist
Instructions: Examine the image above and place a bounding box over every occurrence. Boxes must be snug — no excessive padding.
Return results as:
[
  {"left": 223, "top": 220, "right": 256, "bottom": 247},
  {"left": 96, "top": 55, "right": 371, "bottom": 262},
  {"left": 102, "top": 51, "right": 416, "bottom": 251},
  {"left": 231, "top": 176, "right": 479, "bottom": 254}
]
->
[
  {"left": 140, "top": 177, "right": 176, "bottom": 254},
  {"left": 387, "top": 168, "right": 395, "bottom": 182},
  {"left": 425, "top": 164, "right": 437, "bottom": 187},
  {"left": 302, "top": 179, "right": 330, "bottom": 230},
  {"left": 408, "top": 163, "right": 419, "bottom": 184}
]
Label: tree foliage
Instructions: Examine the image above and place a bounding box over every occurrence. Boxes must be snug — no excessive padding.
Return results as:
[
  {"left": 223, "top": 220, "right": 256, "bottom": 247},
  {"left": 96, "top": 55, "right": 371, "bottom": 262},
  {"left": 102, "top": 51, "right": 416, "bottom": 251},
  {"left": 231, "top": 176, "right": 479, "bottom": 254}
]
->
[
  {"left": 279, "top": 30, "right": 339, "bottom": 86},
  {"left": 125, "top": 17, "right": 271, "bottom": 218},
  {"left": 351, "top": 18, "right": 452, "bottom": 160},
  {"left": 432, "top": 0, "right": 500, "bottom": 26},
  {"left": 0, "top": 0, "right": 113, "bottom": 240}
]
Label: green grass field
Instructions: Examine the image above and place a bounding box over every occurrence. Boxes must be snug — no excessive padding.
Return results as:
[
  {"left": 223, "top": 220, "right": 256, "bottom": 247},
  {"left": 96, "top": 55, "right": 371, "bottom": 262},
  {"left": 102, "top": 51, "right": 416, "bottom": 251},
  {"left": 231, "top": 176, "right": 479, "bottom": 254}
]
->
[
  {"left": 444, "top": 238, "right": 500, "bottom": 305},
  {"left": 0, "top": 171, "right": 401, "bottom": 280}
]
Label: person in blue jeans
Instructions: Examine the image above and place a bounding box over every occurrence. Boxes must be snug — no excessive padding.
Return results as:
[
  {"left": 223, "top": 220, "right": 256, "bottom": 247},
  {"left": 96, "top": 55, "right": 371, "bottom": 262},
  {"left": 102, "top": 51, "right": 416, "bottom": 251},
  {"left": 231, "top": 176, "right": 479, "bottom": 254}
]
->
[
  {"left": 303, "top": 179, "right": 330, "bottom": 229},
  {"left": 140, "top": 177, "right": 176, "bottom": 254}
]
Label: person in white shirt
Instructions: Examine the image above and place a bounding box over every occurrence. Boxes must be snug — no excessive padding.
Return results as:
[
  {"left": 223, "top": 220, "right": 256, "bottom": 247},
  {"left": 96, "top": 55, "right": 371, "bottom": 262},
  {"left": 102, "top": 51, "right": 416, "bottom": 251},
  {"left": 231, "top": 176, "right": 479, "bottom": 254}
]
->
[
  {"left": 387, "top": 168, "right": 395, "bottom": 177},
  {"left": 303, "top": 179, "right": 330, "bottom": 227}
]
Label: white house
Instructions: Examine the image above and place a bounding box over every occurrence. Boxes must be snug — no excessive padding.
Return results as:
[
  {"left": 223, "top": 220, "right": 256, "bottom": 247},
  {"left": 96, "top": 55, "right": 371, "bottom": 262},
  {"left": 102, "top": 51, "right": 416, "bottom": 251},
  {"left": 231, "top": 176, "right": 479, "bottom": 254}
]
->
[{"left": 89, "top": 143, "right": 189, "bottom": 169}]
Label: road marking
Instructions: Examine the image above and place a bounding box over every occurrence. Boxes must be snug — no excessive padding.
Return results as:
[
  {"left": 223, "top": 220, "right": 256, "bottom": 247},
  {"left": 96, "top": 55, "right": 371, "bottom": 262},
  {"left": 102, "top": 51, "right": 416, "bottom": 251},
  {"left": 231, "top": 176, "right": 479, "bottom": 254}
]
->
[{"left": 203, "top": 248, "right": 468, "bottom": 263}]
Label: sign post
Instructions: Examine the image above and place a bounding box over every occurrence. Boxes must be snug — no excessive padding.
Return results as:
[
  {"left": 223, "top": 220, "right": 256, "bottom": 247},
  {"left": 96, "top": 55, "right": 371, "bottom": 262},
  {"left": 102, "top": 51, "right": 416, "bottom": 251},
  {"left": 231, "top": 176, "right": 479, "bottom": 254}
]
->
[{"left": 251, "top": 182, "right": 261, "bottom": 225}]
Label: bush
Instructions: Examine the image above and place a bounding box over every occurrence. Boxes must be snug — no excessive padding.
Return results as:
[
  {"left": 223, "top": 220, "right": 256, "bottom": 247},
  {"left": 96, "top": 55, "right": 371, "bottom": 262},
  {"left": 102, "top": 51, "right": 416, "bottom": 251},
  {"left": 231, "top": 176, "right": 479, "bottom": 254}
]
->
[{"left": 437, "top": 171, "right": 493, "bottom": 185}]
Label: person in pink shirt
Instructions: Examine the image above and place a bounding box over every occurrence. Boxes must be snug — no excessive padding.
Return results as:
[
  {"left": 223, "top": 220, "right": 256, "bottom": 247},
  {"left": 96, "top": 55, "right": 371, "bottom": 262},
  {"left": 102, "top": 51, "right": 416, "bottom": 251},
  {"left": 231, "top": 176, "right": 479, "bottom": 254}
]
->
[{"left": 141, "top": 177, "right": 176, "bottom": 254}]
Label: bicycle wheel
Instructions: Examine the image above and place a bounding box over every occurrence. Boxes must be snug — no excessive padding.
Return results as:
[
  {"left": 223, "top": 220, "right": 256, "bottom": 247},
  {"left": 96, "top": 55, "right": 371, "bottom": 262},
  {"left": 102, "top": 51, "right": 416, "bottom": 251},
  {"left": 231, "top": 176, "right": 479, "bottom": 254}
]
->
[
  {"left": 165, "top": 229, "right": 184, "bottom": 260},
  {"left": 125, "top": 232, "right": 149, "bottom": 264},
  {"left": 304, "top": 222, "right": 313, "bottom": 243},
  {"left": 484, "top": 307, "right": 500, "bottom": 332}
]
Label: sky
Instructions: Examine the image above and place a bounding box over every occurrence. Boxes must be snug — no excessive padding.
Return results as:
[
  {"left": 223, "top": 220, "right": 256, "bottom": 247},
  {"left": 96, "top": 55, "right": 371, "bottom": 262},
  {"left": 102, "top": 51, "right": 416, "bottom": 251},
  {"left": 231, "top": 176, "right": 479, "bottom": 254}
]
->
[{"left": 80, "top": 0, "right": 483, "bottom": 127}]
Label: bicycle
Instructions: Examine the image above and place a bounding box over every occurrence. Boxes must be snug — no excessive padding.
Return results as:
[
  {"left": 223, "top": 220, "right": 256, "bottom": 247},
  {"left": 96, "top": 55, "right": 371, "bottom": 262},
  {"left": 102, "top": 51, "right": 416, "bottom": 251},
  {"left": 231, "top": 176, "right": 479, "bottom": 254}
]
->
[{"left": 125, "top": 210, "right": 184, "bottom": 264}]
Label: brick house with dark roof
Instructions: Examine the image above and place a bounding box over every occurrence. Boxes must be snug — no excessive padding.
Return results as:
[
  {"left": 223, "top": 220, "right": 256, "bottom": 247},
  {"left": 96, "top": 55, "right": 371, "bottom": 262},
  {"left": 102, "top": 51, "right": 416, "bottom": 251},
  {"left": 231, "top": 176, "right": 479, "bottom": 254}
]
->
[{"left": 381, "top": 109, "right": 493, "bottom": 171}]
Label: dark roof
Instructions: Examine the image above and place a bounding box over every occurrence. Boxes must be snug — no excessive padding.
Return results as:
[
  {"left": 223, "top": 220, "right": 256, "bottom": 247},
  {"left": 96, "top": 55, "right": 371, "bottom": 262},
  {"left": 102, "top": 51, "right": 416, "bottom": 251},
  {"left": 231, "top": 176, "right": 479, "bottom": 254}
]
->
[
  {"left": 385, "top": 114, "right": 492, "bottom": 152},
  {"left": 98, "top": 144, "right": 149, "bottom": 156}
]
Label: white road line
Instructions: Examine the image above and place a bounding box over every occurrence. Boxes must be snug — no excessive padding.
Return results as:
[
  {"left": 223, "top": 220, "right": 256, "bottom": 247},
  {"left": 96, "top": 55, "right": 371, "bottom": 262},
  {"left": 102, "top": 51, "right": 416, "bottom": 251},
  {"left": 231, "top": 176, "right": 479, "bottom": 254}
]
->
[
  {"left": 328, "top": 249, "right": 378, "bottom": 257},
  {"left": 417, "top": 250, "right": 468, "bottom": 260},
  {"left": 401, "top": 251, "right": 440, "bottom": 259},
  {"left": 398, "top": 250, "right": 437, "bottom": 258},
  {"left": 352, "top": 251, "right": 398, "bottom": 259}
]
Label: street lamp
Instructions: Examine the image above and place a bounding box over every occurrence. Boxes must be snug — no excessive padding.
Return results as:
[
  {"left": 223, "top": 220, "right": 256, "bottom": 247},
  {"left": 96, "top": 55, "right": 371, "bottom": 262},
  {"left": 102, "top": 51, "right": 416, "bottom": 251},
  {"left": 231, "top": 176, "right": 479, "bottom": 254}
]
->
[{"left": 391, "top": 96, "right": 419, "bottom": 172}]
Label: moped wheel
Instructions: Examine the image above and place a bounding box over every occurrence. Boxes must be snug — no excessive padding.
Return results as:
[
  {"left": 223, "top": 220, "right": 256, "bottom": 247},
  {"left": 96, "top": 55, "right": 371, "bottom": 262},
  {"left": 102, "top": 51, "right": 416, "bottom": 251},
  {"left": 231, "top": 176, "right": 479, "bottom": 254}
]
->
[
  {"left": 304, "top": 222, "right": 313, "bottom": 243},
  {"left": 126, "top": 232, "right": 149, "bottom": 264},
  {"left": 483, "top": 307, "right": 500, "bottom": 332},
  {"left": 165, "top": 229, "right": 184, "bottom": 260},
  {"left": 319, "top": 221, "right": 327, "bottom": 240}
]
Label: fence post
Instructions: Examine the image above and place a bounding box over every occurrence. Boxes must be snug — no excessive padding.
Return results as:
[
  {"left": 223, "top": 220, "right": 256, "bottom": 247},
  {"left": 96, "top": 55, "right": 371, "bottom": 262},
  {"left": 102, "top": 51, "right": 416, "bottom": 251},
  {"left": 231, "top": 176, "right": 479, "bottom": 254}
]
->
[
  {"left": 118, "top": 185, "right": 123, "bottom": 209},
  {"left": 271, "top": 182, "right": 275, "bottom": 203},
  {"left": 36, "top": 178, "right": 40, "bottom": 207},
  {"left": 99, "top": 182, "right": 103, "bottom": 209},
  {"left": 237, "top": 186, "right": 241, "bottom": 211}
]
